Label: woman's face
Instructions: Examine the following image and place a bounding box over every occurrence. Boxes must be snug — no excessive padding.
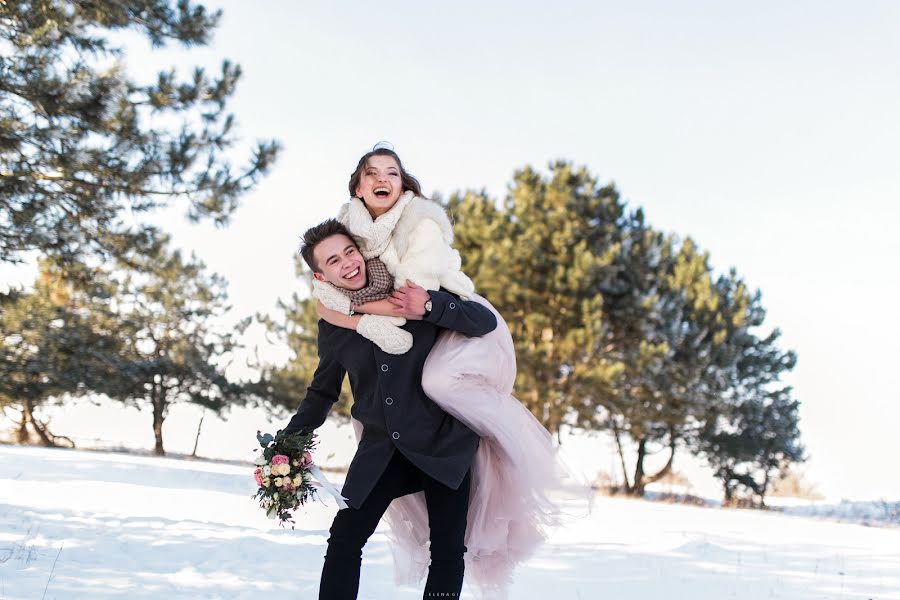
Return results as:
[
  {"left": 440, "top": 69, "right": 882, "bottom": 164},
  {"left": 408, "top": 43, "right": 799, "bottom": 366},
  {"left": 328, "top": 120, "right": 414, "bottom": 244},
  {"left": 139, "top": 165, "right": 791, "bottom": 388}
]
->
[{"left": 355, "top": 155, "right": 404, "bottom": 217}]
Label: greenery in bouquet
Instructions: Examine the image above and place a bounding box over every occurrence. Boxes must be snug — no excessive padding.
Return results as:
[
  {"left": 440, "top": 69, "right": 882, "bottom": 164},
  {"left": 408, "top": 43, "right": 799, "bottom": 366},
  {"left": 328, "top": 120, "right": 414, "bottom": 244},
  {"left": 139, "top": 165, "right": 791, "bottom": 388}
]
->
[{"left": 252, "top": 430, "right": 318, "bottom": 527}]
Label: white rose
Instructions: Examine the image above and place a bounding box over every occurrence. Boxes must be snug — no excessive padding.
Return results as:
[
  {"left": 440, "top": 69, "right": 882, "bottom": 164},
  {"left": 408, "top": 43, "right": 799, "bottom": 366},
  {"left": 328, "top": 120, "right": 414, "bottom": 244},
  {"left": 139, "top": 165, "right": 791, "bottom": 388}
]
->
[
  {"left": 262, "top": 465, "right": 272, "bottom": 477},
  {"left": 254, "top": 455, "right": 267, "bottom": 466}
]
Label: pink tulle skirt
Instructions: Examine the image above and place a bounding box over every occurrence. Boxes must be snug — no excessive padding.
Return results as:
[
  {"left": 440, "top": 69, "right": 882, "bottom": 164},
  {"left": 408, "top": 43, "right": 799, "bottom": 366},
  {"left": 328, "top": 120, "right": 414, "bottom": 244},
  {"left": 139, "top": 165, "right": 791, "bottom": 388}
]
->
[{"left": 354, "top": 295, "right": 582, "bottom": 599}]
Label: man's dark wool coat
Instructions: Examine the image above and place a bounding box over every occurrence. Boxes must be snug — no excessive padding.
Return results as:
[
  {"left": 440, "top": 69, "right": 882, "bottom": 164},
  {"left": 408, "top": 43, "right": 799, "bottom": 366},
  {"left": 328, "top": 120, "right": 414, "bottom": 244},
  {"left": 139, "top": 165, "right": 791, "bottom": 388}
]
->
[{"left": 283, "top": 289, "right": 497, "bottom": 509}]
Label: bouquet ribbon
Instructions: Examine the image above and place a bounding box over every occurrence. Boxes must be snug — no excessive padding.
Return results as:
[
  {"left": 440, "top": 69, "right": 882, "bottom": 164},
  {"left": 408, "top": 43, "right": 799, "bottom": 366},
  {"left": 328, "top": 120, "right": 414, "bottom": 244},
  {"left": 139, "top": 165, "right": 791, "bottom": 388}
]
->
[{"left": 309, "top": 463, "right": 349, "bottom": 510}]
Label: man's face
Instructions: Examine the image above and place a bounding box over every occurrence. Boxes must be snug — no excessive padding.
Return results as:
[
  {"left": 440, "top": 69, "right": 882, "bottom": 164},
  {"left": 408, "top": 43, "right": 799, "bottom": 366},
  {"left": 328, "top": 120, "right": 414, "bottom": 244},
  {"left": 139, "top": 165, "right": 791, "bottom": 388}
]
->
[{"left": 312, "top": 234, "right": 367, "bottom": 291}]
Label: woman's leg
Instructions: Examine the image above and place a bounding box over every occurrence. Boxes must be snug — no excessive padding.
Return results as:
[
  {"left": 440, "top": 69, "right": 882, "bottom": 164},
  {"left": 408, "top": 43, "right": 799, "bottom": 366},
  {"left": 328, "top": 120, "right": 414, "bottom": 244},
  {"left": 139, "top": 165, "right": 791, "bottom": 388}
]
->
[
  {"left": 320, "top": 450, "right": 421, "bottom": 600},
  {"left": 421, "top": 468, "right": 472, "bottom": 599}
]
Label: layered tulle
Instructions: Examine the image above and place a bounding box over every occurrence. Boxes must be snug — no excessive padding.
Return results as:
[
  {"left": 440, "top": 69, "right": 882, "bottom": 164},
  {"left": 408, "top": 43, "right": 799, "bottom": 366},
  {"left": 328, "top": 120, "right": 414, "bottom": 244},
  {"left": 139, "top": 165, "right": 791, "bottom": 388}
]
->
[{"left": 355, "top": 295, "right": 588, "bottom": 599}]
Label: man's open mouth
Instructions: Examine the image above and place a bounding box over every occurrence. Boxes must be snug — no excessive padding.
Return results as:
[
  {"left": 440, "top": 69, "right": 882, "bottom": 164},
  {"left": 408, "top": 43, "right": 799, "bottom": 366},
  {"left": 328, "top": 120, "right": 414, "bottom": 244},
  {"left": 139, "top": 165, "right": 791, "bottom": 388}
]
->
[{"left": 343, "top": 267, "right": 360, "bottom": 280}]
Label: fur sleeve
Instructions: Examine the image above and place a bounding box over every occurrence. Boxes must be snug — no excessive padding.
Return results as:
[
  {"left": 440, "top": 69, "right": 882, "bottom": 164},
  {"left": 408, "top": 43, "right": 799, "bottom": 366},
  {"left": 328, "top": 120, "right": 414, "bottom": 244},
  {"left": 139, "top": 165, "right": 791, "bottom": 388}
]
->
[
  {"left": 393, "top": 219, "right": 475, "bottom": 298},
  {"left": 392, "top": 219, "right": 448, "bottom": 291}
]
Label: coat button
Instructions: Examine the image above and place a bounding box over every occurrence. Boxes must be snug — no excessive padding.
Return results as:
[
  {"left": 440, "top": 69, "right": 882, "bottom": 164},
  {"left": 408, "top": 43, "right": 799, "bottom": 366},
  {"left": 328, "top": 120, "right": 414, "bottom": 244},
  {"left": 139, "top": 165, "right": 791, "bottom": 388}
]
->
[
  {"left": 381, "top": 364, "right": 389, "bottom": 372},
  {"left": 392, "top": 432, "right": 400, "bottom": 440},
  {"left": 385, "top": 397, "right": 393, "bottom": 405},
  {"left": 449, "top": 302, "right": 456, "bottom": 309}
]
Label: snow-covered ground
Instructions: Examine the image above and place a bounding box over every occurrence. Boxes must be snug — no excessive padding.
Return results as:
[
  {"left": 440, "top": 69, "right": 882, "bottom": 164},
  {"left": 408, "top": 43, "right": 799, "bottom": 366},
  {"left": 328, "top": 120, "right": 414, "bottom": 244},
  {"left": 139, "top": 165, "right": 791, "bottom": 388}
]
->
[{"left": 2, "top": 445, "right": 899, "bottom": 599}]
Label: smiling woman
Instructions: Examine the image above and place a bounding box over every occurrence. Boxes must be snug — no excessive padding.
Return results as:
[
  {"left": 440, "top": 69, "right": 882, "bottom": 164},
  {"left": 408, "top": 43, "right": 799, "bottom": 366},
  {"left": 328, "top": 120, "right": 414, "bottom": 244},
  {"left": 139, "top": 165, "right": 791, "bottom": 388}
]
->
[
  {"left": 348, "top": 148, "right": 424, "bottom": 219},
  {"left": 354, "top": 155, "right": 404, "bottom": 217}
]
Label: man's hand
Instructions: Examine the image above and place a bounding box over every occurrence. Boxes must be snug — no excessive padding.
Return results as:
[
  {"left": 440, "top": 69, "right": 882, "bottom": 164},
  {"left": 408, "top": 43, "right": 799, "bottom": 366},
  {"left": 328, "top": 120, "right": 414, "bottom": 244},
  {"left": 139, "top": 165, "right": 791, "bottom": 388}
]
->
[{"left": 387, "top": 279, "right": 431, "bottom": 320}]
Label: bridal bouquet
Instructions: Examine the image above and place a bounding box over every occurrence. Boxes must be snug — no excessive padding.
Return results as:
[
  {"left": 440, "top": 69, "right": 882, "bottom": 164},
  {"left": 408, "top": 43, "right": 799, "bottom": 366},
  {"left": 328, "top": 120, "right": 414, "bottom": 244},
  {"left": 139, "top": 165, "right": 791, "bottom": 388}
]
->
[{"left": 252, "top": 430, "right": 323, "bottom": 527}]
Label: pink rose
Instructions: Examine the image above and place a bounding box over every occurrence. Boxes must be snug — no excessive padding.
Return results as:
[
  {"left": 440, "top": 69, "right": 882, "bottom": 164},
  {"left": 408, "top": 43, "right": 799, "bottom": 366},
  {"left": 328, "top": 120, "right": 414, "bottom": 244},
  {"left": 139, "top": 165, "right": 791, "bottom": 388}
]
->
[
  {"left": 301, "top": 451, "right": 313, "bottom": 467},
  {"left": 253, "top": 467, "right": 263, "bottom": 486},
  {"left": 271, "top": 454, "right": 289, "bottom": 466}
]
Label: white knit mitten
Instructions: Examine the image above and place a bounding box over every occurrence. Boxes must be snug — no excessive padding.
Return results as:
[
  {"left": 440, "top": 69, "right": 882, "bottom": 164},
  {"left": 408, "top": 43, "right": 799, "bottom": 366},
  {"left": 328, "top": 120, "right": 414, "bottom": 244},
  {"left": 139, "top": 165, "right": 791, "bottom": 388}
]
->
[
  {"left": 312, "top": 279, "right": 352, "bottom": 315},
  {"left": 357, "top": 315, "right": 413, "bottom": 355}
]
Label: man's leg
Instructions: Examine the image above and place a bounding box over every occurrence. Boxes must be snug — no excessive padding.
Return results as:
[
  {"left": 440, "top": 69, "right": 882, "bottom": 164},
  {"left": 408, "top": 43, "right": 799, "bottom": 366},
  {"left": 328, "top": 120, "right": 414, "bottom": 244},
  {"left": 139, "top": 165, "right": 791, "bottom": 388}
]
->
[
  {"left": 319, "top": 450, "right": 421, "bottom": 600},
  {"left": 422, "top": 468, "right": 472, "bottom": 599}
]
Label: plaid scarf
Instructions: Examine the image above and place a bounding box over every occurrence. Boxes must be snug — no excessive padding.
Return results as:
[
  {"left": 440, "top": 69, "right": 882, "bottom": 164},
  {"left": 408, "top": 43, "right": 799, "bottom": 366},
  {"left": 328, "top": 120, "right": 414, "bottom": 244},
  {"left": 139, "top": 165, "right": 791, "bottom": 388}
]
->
[{"left": 343, "top": 258, "right": 394, "bottom": 306}]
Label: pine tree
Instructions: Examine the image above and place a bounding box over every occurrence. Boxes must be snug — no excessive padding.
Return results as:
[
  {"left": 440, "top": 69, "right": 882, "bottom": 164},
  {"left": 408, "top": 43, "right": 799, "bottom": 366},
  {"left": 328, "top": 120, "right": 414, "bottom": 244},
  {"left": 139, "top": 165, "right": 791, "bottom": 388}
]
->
[
  {"left": 449, "top": 163, "right": 803, "bottom": 498},
  {"left": 593, "top": 214, "right": 699, "bottom": 495},
  {"left": 0, "top": 259, "right": 120, "bottom": 444},
  {"left": 97, "top": 237, "right": 251, "bottom": 455},
  {"left": 0, "top": 0, "right": 279, "bottom": 268},
  {"left": 449, "top": 161, "right": 626, "bottom": 437},
  {"left": 696, "top": 285, "right": 804, "bottom": 506}
]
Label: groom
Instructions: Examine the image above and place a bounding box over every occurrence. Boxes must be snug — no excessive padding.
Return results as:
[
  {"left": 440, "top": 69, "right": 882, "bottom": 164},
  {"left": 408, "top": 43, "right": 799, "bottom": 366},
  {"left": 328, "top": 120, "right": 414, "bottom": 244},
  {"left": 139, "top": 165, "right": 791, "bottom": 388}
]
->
[{"left": 282, "top": 219, "right": 497, "bottom": 599}]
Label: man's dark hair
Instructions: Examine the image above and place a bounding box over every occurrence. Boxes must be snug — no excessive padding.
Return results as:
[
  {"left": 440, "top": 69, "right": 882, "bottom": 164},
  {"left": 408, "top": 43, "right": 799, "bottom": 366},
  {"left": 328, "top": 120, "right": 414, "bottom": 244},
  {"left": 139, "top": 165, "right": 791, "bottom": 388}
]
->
[{"left": 299, "top": 219, "right": 358, "bottom": 272}]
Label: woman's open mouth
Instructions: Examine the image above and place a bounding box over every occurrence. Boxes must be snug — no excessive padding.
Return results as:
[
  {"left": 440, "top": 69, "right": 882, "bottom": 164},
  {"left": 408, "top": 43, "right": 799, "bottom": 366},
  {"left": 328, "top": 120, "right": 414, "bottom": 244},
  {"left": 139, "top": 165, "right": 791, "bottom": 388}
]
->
[{"left": 373, "top": 187, "right": 391, "bottom": 198}]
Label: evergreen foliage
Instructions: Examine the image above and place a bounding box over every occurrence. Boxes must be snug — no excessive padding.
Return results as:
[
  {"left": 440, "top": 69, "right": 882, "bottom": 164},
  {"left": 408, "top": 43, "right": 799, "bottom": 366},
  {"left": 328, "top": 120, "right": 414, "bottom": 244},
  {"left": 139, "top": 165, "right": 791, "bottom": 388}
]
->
[
  {"left": 94, "top": 236, "right": 251, "bottom": 455},
  {"left": 449, "top": 161, "right": 804, "bottom": 501},
  {"left": 695, "top": 288, "right": 804, "bottom": 505},
  {"left": 0, "top": 0, "right": 279, "bottom": 268},
  {"left": 0, "top": 258, "right": 119, "bottom": 444},
  {"left": 448, "top": 162, "right": 625, "bottom": 437}
]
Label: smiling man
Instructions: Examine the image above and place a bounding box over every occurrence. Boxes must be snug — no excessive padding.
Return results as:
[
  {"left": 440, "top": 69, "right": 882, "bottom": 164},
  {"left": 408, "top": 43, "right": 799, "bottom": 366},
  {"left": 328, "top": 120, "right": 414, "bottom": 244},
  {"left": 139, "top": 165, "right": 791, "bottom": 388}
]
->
[
  {"left": 301, "top": 219, "right": 415, "bottom": 355},
  {"left": 304, "top": 223, "right": 367, "bottom": 290},
  {"left": 284, "top": 219, "right": 497, "bottom": 600}
]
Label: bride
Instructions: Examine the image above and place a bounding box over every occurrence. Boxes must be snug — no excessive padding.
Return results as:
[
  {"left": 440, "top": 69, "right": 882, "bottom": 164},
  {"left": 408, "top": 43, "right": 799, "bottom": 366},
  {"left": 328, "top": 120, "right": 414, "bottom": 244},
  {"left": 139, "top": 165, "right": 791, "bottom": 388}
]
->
[{"left": 313, "top": 144, "right": 586, "bottom": 598}]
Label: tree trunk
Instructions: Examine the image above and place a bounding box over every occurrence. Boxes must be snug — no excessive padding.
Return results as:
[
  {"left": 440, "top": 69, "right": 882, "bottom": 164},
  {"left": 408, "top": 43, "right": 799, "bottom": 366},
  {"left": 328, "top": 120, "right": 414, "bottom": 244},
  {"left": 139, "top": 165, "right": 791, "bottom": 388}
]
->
[
  {"left": 191, "top": 413, "right": 205, "bottom": 457},
  {"left": 631, "top": 438, "right": 647, "bottom": 497},
  {"left": 152, "top": 393, "right": 166, "bottom": 456},
  {"left": 611, "top": 420, "right": 632, "bottom": 492},
  {"left": 643, "top": 433, "right": 677, "bottom": 486},
  {"left": 759, "top": 469, "right": 771, "bottom": 508},
  {"left": 23, "top": 398, "right": 55, "bottom": 447},
  {"left": 16, "top": 408, "right": 29, "bottom": 444}
]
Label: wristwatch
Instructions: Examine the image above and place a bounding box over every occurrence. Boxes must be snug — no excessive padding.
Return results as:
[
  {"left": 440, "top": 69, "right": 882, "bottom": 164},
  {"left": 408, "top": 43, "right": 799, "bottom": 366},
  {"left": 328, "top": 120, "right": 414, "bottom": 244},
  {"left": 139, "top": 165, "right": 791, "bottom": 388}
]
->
[{"left": 423, "top": 297, "right": 433, "bottom": 317}]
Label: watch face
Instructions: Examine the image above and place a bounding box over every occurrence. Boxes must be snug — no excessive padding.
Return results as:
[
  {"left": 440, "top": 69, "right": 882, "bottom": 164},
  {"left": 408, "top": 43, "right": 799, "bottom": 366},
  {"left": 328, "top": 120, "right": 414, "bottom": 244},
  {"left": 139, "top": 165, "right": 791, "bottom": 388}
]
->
[{"left": 424, "top": 300, "right": 433, "bottom": 312}]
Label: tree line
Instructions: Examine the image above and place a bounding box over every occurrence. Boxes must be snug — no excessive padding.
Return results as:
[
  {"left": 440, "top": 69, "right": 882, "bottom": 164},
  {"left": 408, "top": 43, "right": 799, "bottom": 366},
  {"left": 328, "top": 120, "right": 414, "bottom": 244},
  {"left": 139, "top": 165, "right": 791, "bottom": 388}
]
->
[
  {"left": 0, "top": 0, "right": 802, "bottom": 506},
  {"left": 266, "top": 163, "right": 804, "bottom": 506}
]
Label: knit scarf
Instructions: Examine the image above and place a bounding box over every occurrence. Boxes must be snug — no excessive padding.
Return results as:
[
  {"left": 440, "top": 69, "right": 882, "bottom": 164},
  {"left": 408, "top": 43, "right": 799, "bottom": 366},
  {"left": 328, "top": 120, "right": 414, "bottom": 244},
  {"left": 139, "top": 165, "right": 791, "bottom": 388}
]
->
[
  {"left": 342, "top": 258, "right": 394, "bottom": 306},
  {"left": 340, "top": 190, "right": 414, "bottom": 259}
]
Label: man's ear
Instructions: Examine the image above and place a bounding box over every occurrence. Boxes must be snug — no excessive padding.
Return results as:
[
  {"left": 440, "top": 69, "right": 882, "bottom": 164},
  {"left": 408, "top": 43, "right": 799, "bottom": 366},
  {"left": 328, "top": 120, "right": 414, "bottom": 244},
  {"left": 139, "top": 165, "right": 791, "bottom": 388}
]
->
[{"left": 312, "top": 272, "right": 325, "bottom": 282}]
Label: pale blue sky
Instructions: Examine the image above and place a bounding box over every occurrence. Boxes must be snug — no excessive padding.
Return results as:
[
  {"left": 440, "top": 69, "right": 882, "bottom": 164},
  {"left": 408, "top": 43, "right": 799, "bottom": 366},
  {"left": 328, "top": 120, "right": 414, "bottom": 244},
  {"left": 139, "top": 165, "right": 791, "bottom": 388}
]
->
[{"left": 4, "top": 1, "right": 899, "bottom": 498}]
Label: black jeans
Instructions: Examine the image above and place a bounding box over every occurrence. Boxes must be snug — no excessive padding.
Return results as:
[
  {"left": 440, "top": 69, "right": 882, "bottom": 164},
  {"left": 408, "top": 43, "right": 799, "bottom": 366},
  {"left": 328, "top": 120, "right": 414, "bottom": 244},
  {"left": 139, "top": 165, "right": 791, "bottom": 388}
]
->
[{"left": 318, "top": 449, "right": 471, "bottom": 600}]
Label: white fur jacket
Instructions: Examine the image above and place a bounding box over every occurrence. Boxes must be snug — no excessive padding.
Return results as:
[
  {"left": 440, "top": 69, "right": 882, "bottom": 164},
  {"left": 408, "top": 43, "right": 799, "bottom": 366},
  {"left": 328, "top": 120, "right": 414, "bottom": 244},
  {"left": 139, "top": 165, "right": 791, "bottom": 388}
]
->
[{"left": 338, "top": 191, "right": 475, "bottom": 299}]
